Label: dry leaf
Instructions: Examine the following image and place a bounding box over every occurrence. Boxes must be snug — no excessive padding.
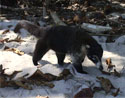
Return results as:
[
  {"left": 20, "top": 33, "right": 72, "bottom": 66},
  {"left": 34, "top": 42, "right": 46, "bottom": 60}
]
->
[
  {"left": 14, "top": 80, "right": 32, "bottom": 90},
  {"left": 0, "top": 68, "right": 71, "bottom": 89},
  {"left": 73, "top": 15, "right": 80, "bottom": 23},
  {"left": 101, "top": 70, "right": 111, "bottom": 75},
  {"left": 0, "top": 38, "right": 9, "bottom": 43},
  {"left": 113, "top": 69, "right": 121, "bottom": 77},
  {"left": 0, "top": 36, "right": 25, "bottom": 43},
  {"left": 106, "top": 58, "right": 112, "bottom": 65},
  {"left": 13, "top": 48, "right": 24, "bottom": 55},
  {"left": 105, "top": 58, "right": 115, "bottom": 71},
  {"left": 7, "top": 35, "right": 25, "bottom": 43},
  {"left": 97, "top": 77, "right": 115, "bottom": 93},
  {"left": 57, "top": 69, "right": 72, "bottom": 80},
  {"left": 112, "top": 88, "right": 120, "bottom": 97},
  {"left": 4, "top": 46, "right": 24, "bottom": 56},
  {"left": 74, "top": 88, "right": 93, "bottom": 98},
  {"left": 2, "top": 29, "right": 10, "bottom": 34},
  {"left": 36, "top": 95, "right": 49, "bottom": 98},
  {"left": 28, "top": 69, "right": 57, "bottom": 82},
  {"left": 93, "top": 86, "right": 103, "bottom": 92},
  {"left": 0, "top": 64, "right": 8, "bottom": 88},
  {"left": 4, "top": 46, "right": 12, "bottom": 51},
  {"left": 0, "top": 76, "right": 7, "bottom": 88}
]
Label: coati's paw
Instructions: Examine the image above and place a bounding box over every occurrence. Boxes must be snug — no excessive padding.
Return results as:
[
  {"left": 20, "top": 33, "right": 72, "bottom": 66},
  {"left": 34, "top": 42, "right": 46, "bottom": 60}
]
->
[{"left": 74, "top": 65, "right": 88, "bottom": 74}]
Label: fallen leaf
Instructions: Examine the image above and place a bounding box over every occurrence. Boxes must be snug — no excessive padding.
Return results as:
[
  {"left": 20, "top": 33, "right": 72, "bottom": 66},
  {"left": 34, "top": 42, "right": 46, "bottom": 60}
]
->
[
  {"left": 97, "top": 77, "right": 115, "bottom": 93},
  {"left": 93, "top": 86, "right": 103, "bottom": 92},
  {"left": 13, "top": 48, "right": 24, "bottom": 55},
  {"left": 0, "top": 76, "right": 7, "bottom": 88},
  {"left": 74, "top": 88, "right": 93, "bottom": 98},
  {"left": 105, "top": 58, "right": 115, "bottom": 71},
  {"left": 7, "top": 35, "right": 25, "bottom": 43},
  {"left": 57, "top": 69, "right": 72, "bottom": 80},
  {"left": 101, "top": 70, "right": 111, "bottom": 75},
  {"left": 112, "top": 88, "right": 120, "bottom": 97},
  {"left": 36, "top": 95, "right": 49, "bottom": 98},
  {"left": 113, "top": 69, "right": 121, "bottom": 77},
  {"left": 106, "top": 58, "right": 112, "bottom": 65},
  {"left": 14, "top": 80, "right": 32, "bottom": 90},
  {"left": 28, "top": 69, "right": 57, "bottom": 82},
  {"left": 73, "top": 15, "right": 80, "bottom": 23},
  {"left": 0, "top": 38, "right": 9, "bottom": 43},
  {"left": 4, "top": 46, "right": 24, "bottom": 56},
  {"left": 1, "top": 29, "right": 10, "bottom": 34}
]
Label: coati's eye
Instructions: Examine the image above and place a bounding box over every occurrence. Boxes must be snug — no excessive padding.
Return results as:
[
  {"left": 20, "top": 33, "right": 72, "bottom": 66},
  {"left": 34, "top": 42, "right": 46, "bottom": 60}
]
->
[
  {"left": 92, "top": 55, "right": 99, "bottom": 62},
  {"left": 88, "top": 55, "right": 98, "bottom": 62},
  {"left": 92, "top": 57, "right": 96, "bottom": 61},
  {"left": 88, "top": 55, "right": 92, "bottom": 59}
]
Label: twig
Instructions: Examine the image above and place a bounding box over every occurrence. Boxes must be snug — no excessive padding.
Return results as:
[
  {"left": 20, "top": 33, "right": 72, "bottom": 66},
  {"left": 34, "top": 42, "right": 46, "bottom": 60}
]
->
[
  {"left": 50, "top": 11, "right": 67, "bottom": 26},
  {"left": 105, "top": 18, "right": 125, "bottom": 27}
]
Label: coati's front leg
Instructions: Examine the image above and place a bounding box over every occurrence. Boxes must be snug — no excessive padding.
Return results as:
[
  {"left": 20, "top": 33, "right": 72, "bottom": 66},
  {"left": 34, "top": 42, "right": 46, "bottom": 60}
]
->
[
  {"left": 72, "top": 52, "right": 88, "bottom": 74},
  {"left": 33, "top": 38, "right": 49, "bottom": 65},
  {"left": 56, "top": 52, "right": 66, "bottom": 65}
]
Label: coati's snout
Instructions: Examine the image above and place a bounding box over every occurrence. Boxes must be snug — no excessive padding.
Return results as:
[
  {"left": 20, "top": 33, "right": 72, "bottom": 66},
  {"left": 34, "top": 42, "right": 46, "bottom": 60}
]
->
[{"left": 87, "top": 44, "right": 103, "bottom": 71}]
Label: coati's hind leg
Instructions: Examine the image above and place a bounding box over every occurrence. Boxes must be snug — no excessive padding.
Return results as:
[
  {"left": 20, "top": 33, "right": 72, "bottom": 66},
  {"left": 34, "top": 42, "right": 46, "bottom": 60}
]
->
[
  {"left": 33, "top": 38, "right": 49, "bottom": 65},
  {"left": 56, "top": 52, "right": 66, "bottom": 65}
]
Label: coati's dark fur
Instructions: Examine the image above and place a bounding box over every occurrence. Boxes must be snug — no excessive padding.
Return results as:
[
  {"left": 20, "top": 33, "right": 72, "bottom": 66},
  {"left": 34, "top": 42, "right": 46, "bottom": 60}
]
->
[{"left": 14, "top": 20, "right": 103, "bottom": 74}]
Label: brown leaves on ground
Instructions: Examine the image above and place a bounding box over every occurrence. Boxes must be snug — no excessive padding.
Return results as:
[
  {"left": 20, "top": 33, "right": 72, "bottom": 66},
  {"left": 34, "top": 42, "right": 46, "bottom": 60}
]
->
[
  {"left": 1, "top": 29, "right": 10, "bottom": 34},
  {"left": 0, "top": 65, "right": 7, "bottom": 87},
  {"left": 0, "top": 65, "right": 72, "bottom": 90},
  {"left": 94, "top": 76, "right": 120, "bottom": 96},
  {"left": 36, "top": 95, "right": 49, "bottom": 98},
  {"left": 102, "top": 68, "right": 121, "bottom": 77},
  {"left": 112, "top": 88, "right": 120, "bottom": 97},
  {"left": 4, "top": 46, "right": 24, "bottom": 56},
  {"left": 6, "top": 35, "right": 25, "bottom": 43},
  {"left": 74, "top": 88, "right": 93, "bottom": 98},
  {"left": 0, "top": 36, "right": 25, "bottom": 43},
  {"left": 0, "top": 64, "right": 22, "bottom": 88},
  {"left": 112, "top": 69, "right": 121, "bottom": 77},
  {"left": 0, "top": 38, "right": 9, "bottom": 43},
  {"left": 106, "top": 58, "right": 115, "bottom": 72},
  {"left": 103, "top": 58, "right": 121, "bottom": 77},
  {"left": 96, "top": 76, "right": 115, "bottom": 94},
  {"left": 28, "top": 69, "right": 72, "bottom": 82},
  {"left": 57, "top": 69, "right": 72, "bottom": 80}
]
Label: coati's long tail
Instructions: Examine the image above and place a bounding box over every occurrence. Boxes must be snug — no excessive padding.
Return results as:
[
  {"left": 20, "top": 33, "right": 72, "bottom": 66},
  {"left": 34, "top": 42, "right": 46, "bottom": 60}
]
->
[{"left": 14, "top": 20, "right": 44, "bottom": 38}]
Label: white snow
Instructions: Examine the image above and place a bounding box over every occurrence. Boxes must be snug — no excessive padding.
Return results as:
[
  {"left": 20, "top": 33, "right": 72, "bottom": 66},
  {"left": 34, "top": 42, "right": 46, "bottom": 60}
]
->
[{"left": 0, "top": 20, "right": 125, "bottom": 98}]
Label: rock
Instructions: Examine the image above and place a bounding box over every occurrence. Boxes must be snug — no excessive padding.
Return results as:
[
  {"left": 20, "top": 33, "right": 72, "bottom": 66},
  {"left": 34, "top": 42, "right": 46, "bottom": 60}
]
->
[
  {"left": 121, "top": 14, "right": 125, "bottom": 19},
  {"left": 108, "top": 13, "right": 120, "bottom": 20},
  {"left": 81, "top": 23, "right": 112, "bottom": 33},
  {"left": 86, "top": 11, "right": 105, "bottom": 19}
]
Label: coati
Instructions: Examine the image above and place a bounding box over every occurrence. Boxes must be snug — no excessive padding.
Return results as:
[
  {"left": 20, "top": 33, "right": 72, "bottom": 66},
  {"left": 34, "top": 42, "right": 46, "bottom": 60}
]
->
[{"left": 14, "top": 20, "right": 103, "bottom": 74}]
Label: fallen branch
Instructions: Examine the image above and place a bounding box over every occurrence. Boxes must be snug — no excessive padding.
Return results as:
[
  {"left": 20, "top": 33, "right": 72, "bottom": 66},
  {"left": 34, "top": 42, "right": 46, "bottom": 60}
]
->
[
  {"left": 50, "top": 11, "right": 66, "bottom": 26},
  {"left": 106, "top": 18, "right": 125, "bottom": 27}
]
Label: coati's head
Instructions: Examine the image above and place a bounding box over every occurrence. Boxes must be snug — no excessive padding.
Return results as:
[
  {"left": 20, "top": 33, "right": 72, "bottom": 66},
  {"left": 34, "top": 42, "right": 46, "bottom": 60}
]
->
[{"left": 86, "top": 44, "right": 103, "bottom": 71}]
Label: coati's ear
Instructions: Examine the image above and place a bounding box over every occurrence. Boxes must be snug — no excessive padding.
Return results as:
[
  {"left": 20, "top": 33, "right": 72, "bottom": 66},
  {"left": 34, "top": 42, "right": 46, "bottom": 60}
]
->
[{"left": 86, "top": 45, "right": 90, "bottom": 49}]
